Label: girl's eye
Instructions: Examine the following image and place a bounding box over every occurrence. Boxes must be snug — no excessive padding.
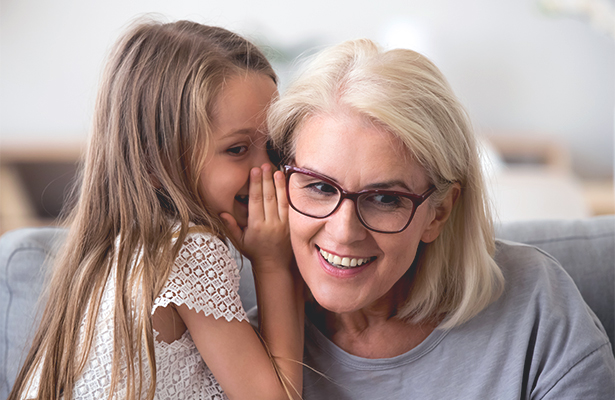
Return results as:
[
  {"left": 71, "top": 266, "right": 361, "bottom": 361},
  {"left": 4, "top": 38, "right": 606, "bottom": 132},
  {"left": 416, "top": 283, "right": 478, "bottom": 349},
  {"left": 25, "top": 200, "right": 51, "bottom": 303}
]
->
[{"left": 227, "top": 145, "right": 248, "bottom": 156}]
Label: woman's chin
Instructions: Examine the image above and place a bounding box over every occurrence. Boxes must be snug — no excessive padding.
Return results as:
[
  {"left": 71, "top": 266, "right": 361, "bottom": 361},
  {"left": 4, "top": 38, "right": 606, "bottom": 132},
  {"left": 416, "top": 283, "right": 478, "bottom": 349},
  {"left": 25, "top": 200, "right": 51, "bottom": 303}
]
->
[{"left": 310, "top": 290, "right": 364, "bottom": 315}]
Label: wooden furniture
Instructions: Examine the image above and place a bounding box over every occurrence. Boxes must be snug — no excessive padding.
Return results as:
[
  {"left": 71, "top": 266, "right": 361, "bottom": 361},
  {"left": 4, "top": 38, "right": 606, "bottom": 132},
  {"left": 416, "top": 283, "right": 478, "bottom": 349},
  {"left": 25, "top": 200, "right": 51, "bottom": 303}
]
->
[{"left": 0, "top": 146, "right": 82, "bottom": 234}]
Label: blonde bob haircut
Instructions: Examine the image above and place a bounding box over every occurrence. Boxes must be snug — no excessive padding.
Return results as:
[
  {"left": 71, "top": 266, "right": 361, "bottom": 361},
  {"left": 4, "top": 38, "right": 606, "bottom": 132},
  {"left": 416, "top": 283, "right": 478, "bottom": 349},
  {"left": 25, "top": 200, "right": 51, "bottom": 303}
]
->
[{"left": 268, "top": 39, "right": 504, "bottom": 329}]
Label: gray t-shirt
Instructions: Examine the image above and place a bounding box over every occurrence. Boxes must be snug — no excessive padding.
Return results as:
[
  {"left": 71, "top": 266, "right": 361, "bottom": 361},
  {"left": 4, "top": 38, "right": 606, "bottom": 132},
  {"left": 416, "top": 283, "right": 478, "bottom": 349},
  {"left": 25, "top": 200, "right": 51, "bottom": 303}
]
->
[{"left": 301, "top": 240, "right": 615, "bottom": 399}]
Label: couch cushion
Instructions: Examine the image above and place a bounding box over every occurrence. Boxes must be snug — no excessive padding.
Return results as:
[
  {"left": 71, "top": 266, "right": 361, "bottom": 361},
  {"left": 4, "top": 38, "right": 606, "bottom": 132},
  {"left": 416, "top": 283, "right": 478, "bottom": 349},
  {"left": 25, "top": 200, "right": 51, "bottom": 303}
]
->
[
  {"left": 0, "top": 227, "right": 65, "bottom": 398},
  {"left": 496, "top": 215, "right": 614, "bottom": 353}
]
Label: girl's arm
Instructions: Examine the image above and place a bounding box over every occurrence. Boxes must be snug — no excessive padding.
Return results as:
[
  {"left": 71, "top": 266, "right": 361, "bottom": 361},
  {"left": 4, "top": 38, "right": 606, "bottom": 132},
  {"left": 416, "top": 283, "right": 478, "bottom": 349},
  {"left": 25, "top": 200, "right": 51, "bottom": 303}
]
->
[
  {"left": 176, "top": 164, "right": 303, "bottom": 400},
  {"left": 238, "top": 165, "right": 304, "bottom": 397}
]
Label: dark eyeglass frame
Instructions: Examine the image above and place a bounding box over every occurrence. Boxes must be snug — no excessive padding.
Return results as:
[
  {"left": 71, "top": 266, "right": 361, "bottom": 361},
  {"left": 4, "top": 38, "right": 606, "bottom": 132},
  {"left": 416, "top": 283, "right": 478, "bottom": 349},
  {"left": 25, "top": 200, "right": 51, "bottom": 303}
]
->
[{"left": 284, "top": 165, "right": 437, "bottom": 234}]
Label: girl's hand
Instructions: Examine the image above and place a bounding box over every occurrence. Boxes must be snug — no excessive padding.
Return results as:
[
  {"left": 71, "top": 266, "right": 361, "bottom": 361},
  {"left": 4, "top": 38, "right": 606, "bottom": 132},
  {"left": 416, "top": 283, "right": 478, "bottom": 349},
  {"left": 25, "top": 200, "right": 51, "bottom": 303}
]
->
[
  {"left": 219, "top": 163, "right": 303, "bottom": 399},
  {"left": 220, "top": 163, "right": 292, "bottom": 270}
]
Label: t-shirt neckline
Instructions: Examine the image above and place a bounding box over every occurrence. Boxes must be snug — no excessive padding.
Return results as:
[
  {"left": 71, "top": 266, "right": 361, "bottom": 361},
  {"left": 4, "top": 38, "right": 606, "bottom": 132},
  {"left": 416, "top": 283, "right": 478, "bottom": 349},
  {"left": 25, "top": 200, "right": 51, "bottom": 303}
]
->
[{"left": 305, "top": 315, "right": 450, "bottom": 370}]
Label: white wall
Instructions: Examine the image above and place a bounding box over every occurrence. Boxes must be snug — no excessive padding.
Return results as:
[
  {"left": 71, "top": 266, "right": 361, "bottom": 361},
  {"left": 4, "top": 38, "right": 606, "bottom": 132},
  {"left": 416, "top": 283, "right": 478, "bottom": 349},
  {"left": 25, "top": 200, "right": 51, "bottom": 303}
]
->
[{"left": 1, "top": 0, "right": 613, "bottom": 178}]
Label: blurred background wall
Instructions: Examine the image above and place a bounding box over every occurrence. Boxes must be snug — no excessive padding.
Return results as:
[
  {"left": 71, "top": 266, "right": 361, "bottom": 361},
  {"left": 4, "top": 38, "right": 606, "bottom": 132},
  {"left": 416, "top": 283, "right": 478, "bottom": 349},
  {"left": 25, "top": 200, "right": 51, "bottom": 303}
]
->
[{"left": 1, "top": 0, "right": 614, "bottom": 231}]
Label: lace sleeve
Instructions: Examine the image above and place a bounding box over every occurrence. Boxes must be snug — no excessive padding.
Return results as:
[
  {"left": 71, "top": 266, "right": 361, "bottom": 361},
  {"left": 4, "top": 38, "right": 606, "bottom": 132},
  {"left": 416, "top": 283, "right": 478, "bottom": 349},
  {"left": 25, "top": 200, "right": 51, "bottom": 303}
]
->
[{"left": 153, "top": 230, "right": 248, "bottom": 322}]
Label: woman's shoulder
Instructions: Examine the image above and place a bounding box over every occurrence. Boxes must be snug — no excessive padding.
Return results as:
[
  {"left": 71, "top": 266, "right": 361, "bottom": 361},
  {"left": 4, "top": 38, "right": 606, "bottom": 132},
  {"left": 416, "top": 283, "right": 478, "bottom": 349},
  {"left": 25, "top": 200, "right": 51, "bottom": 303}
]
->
[
  {"left": 489, "top": 239, "right": 609, "bottom": 348},
  {"left": 476, "top": 240, "right": 614, "bottom": 397},
  {"left": 489, "top": 239, "right": 611, "bottom": 359},
  {"left": 493, "top": 239, "right": 577, "bottom": 295},
  {"left": 490, "top": 239, "right": 598, "bottom": 321}
]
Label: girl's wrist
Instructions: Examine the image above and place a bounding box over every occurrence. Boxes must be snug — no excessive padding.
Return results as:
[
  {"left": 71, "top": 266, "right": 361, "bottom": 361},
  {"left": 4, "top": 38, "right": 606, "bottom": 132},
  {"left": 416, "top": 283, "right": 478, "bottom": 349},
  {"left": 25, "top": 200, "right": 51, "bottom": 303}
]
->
[{"left": 251, "top": 255, "right": 294, "bottom": 274}]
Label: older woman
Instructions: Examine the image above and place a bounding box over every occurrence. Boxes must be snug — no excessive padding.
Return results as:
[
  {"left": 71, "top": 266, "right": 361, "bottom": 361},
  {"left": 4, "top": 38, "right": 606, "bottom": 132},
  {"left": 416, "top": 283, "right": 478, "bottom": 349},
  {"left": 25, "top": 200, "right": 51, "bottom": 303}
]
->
[{"left": 267, "top": 39, "right": 615, "bottom": 399}]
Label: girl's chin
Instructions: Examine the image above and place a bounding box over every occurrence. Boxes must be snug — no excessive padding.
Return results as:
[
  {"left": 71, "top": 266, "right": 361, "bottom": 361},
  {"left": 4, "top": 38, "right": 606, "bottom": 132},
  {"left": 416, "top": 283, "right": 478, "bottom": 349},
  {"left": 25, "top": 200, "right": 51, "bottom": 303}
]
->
[
  {"left": 232, "top": 206, "right": 248, "bottom": 228},
  {"left": 235, "top": 218, "right": 248, "bottom": 230}
]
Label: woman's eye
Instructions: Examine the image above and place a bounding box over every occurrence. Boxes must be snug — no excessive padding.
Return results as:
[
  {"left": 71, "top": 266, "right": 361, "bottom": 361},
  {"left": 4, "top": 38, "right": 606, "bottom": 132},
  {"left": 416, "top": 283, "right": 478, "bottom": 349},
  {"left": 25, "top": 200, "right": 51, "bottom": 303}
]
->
[
  {"left": 307, "top": 181, "right": 338, "bottom": 195},
  {"left": 368, "top": 194, "right": 403, "bottom": 208},
  {"left": 227, "top": 145, "right": 248, "bottom": 156}
]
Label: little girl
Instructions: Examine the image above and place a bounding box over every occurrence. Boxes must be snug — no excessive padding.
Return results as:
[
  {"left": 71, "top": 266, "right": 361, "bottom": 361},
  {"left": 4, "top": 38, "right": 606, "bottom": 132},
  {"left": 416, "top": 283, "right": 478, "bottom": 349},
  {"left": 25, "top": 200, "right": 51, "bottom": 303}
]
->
[{"left": 9, "top": 19, "right": 303, "bottom": 400}]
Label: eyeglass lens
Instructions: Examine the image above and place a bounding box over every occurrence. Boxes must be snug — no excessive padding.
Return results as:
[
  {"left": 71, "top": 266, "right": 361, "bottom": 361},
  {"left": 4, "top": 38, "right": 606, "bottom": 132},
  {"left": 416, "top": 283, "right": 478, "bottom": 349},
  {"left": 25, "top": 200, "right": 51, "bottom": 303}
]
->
[{"left": 287, "top": 171, "right": 416, "bottom": 233}]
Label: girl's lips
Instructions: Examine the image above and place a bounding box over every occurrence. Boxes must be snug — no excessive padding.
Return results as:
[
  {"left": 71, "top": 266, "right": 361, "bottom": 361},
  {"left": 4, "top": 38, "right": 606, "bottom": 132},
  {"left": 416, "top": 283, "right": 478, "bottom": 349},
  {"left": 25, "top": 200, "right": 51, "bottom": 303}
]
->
[
  {"left": 235, "top": 194, "right": 249, "bottom": 208},
  {"left": 315, "top": 246, "right": 375, "bottom": 278}
]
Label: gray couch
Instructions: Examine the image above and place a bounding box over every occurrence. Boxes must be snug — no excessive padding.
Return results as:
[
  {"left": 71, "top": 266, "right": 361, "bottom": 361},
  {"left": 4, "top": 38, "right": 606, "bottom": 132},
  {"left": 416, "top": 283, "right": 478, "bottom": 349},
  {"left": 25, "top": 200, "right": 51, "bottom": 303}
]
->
[{"left": 1, "top": 216, "right": 614, "bottom": 398}]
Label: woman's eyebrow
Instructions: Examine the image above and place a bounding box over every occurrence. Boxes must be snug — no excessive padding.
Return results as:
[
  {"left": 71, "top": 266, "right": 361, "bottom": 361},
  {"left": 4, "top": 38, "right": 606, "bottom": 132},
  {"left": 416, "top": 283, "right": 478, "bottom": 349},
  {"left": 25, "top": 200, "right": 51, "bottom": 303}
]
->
[
  {"left": 298, "top": 164, "right": 417, "bottom": 193},
  {"left": 296, "top": 165, "right": 339, "bottom": 184},
  {"left": 364, "top": 180, "right": 415, "bottom": 193}
]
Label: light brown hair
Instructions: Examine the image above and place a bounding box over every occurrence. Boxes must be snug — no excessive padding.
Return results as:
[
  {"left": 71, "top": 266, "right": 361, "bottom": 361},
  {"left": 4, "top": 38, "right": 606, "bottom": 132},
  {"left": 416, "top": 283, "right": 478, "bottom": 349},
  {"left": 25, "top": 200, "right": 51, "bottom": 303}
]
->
[
  {"left": 268, "top": 39, "right": 504, "bottom": 329},
  {"left": 10, "top": 18, "right": 276, "bottom": 400}
]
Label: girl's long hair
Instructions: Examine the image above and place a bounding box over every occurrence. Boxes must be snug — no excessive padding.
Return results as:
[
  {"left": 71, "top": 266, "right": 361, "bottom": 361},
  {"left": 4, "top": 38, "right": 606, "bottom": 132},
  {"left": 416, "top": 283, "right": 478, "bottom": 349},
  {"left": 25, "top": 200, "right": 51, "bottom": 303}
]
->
[{"left": 10, "top": 19, "right": 276, "bottom": 400}]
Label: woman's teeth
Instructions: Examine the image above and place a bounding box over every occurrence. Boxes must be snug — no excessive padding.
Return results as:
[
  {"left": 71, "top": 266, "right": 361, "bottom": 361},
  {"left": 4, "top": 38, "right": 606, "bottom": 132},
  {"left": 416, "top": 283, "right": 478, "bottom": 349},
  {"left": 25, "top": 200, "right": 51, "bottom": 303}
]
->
[{"left": 319, "top": 249, "right": 373, "bottom": 269}]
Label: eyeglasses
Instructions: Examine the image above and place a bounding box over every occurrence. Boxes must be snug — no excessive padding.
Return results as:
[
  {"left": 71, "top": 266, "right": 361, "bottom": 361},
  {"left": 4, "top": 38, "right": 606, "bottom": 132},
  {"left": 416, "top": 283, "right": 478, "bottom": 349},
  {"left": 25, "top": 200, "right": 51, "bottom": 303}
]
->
[{"left": 284, "top": 165, "right": 437, "bottom": 234}]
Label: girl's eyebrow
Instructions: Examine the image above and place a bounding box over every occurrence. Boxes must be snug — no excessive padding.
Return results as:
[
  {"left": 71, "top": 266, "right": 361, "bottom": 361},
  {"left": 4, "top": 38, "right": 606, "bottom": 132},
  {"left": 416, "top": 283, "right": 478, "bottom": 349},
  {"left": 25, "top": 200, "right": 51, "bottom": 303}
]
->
[{"left": 220, "top": 128, "right": 253, "bottom": 138}]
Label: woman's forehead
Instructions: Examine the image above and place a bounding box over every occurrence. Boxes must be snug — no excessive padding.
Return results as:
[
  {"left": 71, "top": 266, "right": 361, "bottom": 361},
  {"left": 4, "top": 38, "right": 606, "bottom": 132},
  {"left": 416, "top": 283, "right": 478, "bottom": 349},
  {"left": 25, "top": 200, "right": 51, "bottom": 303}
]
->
[{"left": 293, "top": 112, "right": 428, "bottom": 190}]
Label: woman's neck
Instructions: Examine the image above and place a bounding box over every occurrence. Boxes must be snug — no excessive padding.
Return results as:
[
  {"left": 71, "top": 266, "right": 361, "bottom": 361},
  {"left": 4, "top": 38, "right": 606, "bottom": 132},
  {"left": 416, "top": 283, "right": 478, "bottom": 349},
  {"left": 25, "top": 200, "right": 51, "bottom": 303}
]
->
[
  {"left": 308, "top": 302, "right": 439, "bottom": 359},
  {"left": 306, "top": 268, "right": 441, "bottom": 359}
]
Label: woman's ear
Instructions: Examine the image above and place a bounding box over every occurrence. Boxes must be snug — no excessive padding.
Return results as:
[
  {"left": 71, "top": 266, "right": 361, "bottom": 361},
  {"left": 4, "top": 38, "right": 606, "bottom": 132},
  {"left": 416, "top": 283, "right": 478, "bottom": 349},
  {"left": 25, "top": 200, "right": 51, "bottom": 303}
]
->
[{"left": 421, "top": 182, "right": 461, "bottom": 243}]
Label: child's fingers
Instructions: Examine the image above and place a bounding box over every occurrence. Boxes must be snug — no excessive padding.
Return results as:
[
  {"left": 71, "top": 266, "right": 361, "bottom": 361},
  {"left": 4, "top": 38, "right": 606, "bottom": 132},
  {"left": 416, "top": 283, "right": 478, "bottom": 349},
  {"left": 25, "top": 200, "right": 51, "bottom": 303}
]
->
[
  {"left": 273, "top": 170, "right": 288, "bottom": 222},
  {"left": 248, "top": 167, "right": 264, "bottom": 222},
  {"left": 260, "top": 164, "right": 279, "bottom": 221}
]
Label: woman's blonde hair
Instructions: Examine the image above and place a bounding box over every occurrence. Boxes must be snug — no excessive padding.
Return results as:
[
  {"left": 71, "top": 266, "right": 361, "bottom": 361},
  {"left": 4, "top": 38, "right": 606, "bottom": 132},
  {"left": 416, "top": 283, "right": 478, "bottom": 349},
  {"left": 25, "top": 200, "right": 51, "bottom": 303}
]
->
[
  {"left": 10, "top": 19, "right": 276, "bottom": 400},
  {"left": 268, "top": 39, "right": 503, "bottom": 329}
]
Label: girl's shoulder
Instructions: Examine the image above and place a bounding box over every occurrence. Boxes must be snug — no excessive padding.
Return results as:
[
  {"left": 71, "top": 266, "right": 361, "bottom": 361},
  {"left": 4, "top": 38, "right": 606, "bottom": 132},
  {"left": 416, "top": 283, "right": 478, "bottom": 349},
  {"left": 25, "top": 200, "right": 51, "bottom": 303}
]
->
[
  {"left": 171, "top": 221, "right": 216, "bottom": 236},
  {"left": 156, "top": 223, "right": 246, "bottom": 321},
  {"left": 171, "top": 223, "right": 227, "bottom": 248},
  {"left": 172, "top": 224, "right": 232, "bottom": 262}
]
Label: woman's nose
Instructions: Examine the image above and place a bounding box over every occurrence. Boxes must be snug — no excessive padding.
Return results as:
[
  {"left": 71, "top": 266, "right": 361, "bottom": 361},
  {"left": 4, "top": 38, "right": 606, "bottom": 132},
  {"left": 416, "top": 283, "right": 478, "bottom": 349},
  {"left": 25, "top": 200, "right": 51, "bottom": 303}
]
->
[{"left": 325, "top": 199, "right": 368, "bottom": 244}]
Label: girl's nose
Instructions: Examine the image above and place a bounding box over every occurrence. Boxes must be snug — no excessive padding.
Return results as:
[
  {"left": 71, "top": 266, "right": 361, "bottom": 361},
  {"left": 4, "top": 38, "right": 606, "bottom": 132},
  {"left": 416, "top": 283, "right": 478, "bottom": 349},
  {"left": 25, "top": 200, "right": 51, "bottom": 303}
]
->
[{"left": 324, "top": 199, "right": 368, "bottom": 244}]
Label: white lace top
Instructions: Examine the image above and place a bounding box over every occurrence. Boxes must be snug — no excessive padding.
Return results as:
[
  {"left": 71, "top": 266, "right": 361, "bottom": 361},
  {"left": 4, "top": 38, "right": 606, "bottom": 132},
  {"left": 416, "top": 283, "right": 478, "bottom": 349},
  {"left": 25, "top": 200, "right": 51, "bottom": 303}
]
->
[{"left": 24, "top": 228, "right": 248, "bottom": 399}]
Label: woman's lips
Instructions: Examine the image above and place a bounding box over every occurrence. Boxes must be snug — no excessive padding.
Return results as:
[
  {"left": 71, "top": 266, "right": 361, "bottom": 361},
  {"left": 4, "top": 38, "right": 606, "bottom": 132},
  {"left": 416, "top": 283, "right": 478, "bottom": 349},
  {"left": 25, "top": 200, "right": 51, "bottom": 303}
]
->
[{"left": 316, "top": 245, "right": 376, "bottom": 277}]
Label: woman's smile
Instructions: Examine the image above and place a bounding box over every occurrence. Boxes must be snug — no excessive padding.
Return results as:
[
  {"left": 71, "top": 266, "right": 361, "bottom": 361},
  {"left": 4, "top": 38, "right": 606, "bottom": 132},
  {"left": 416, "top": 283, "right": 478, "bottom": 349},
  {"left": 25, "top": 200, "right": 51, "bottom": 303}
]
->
[
  {"left": 317, "top": 246, "right": 376, "bottom": 269},
  {"left": 314, "top": 244, "right": 378, "bottom": 279}
]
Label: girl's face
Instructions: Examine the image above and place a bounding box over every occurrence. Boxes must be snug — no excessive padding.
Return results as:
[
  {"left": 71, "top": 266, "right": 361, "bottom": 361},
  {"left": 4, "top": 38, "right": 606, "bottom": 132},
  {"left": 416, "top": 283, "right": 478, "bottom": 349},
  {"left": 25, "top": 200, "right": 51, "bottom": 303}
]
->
[
  {"left": 199, "top": 73, "right": 277, "bottom": 228},
  {"left": 289, "top": 112, "right": 445, "bottom": 315}
]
